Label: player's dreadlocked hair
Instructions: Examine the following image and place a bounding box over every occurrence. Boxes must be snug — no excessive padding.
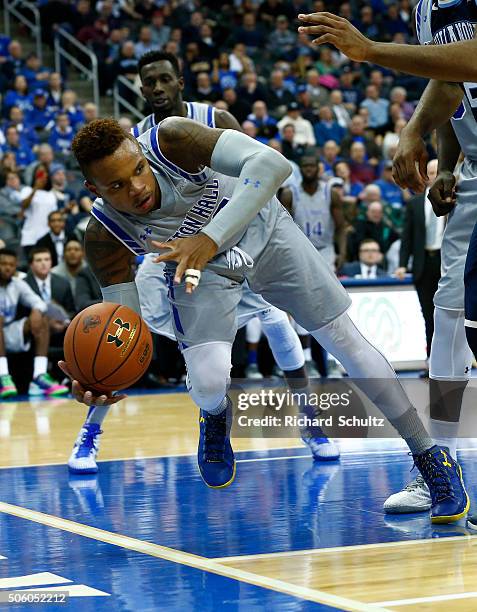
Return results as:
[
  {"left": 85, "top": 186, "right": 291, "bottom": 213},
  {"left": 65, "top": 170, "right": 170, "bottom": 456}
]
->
[{"left": 72, "top": 118, "right": 133, "bottom": 179}]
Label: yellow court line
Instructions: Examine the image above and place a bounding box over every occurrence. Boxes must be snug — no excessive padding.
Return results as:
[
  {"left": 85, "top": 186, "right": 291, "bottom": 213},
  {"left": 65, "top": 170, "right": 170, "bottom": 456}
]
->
[
  {"left": 213, "top": 533, "right": 477, "bottom": 562},
  {"left": 0, "top": 501, "right": 389, "bottom": 612}
]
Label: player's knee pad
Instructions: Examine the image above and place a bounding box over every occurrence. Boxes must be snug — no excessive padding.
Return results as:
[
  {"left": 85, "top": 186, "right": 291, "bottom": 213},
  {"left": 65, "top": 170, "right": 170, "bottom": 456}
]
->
[
  {"left": 430, "top": 307, "right": 473, "bottom": 381},
  {"left": 183, "top": 342, "right": 232, "bottom": 412},
  {"left": 245, "top": 317, "right": 262, "bottom": 344},
  {"left": 259, "top": 307, "right": 305, "bottom": 370}
]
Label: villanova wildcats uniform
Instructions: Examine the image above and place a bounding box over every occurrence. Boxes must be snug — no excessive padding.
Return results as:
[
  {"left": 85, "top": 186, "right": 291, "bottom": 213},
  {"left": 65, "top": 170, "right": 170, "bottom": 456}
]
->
[
  {"left": 293, "top": 181, "right": 336, "bottom": 269},
  {"left": 92, "top": 122, "right": 350, "bottom": 348},
  {"left": 134, "top": 102, "right": 295, "bottom": 338},
  {"left": 416, "top": 0, "right": 477, "bottom": 309}
]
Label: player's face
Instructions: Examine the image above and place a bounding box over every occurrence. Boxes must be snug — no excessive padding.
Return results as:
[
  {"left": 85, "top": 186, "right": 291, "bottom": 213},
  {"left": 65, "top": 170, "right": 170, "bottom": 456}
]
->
[
  {"left": 0, "top": 255, "right": 17, "bottom": 283},
  {"left": 140, "top": 61, "right": 184, "bottom": 115},
  {"left": 300, "top": 160, "right": 319, "bottom": 181},
  {"left": 85, "top": 138, "right": 160, "bottom": 216}
]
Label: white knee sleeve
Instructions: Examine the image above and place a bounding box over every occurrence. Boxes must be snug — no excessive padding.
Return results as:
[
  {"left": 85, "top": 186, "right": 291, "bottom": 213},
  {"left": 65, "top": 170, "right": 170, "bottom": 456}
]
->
[
  {"left": 430, "top": 307, "right": 473, "bottom": 381},
  {"left": 259, "top": 307, "right": 305, "bottom": 370},
  {"left": 246, "top": 317, "right": 262, "bottom": 344},
  {"left": 183, "top": 342, "right": 232, "bottom": 412}
]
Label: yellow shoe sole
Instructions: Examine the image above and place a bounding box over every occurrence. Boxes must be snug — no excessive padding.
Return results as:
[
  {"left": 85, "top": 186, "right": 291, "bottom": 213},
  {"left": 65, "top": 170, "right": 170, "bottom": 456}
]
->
[
  {"left": 199, "top": 461, "right": 236, "bottom": 489},
  {"left": 431, "top": 465, "right": 470, "bottom": 524}
]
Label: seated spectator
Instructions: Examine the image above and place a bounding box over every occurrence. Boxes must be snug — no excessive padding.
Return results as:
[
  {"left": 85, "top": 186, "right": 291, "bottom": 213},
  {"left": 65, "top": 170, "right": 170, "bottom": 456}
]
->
[
  {"left": 237, "top": 72, "right": 269, "bottom": 108},
  {"left": 329, "top": 89, "right": 351, "bottom": 128},
  {"left": 228, "top": 43, "right": 254, "bottom": 75},
  {"left": 19, "top": 52, "right": 51, "bottom": 90},
  {"left": 3, "top": 75, "right": 31, "bottom": 116},
  {"left": 267, "top": 69, "right": 295, "bottom": 113},
  {"left": 74, "top": 264, "right": 102, "bottom": 312},
  {"left": 197, "top": 23, "right": 216, "bottom": 60},
  {"left": 321, "top": 140, "right": 341, "bottom": 176},
  {"left": 340, "top": 115, "right": 381, "bottom": 161},
  {"left": 1, "top": 40, "right": 24, "bottom": 85},
  {"left": 314, "top": 46, "right": 338, "bottom": 75},
  {"left": 348, "top": 142, "right": 376, "bottom": 185},
  {"left": 0, "top": 153, "right": 18, "bottom": 181},
  {"left": 375, "top": 161, "right": 408, "bottom": 208},
  {"left": 347, "top": 201, "right": 399, "bottom": 261},
  {"left": 314, "top": 106, "right": 345, "bottom": 147},
  {"left": 234, "top": 12, "right": 266, "bottom": 56},
  {"left": 339, "top": 239, "right": 388, "bottom": 279},
  {"left": 360, "top": 84, "right": 390, "bottom": 131},
  {"left": 193, "top": 72, "right": 220, "bottom": 103},
  {"left": 52, "top": 239, "right": 87, "bottom": 294},
  {"left": 280, "top": 124, "right": 306, "bottom": 163},
  {"left": 383, "top": 3, "right": 409, "bottom": 40},
  {"left": 353, "top": 5, "right": 380, "bottom": 39},
  {"left": 242, "top": 120, "right": 259, "bottom": 141},
  {"left": 305, "top": 69, "right": 330, "bottom": 107},
  {"left": 278, "top": 102, "right": 316, "bottom": 147},
  {"left": 24, "top": 144, "right": 54, "bottom": 188},
  {"left": 339, "top": 66, "right": 361, "bottom": 110},
  {"left": 0, "top": 248, "right": 68, "bottom": 398},
  {"left": 0, "top": 171, "right": 29, "bottom": 219},
  {"left": 25, "top": 247, "right": 76, "bottom": 360},
  {"left": 59, "top": 90, "right": 85, "bottom": 129},
  {"left": 20, "top": 164, "right": 58, "bottom": 259},
  {"left": 382, "top": 117, "right": 407, "bottom": 159},
  {"left": 5, "top": 106, "right": 38, "bottom": 147},
  {"left": 267, "top": 15, "right": 297, "bottom": 60},
  {"left": 334, "top": 160, "right": 363, "bottom": 201},
  {"left": 222, "top": 87, "right": 250, "bottom": 124},
  {"left": 35, "top": 210, "right": 75, "bottom": 267},
  {"left": 2, "top": 126, "right": 35, "bottom": 169},
  {"left": 48, "top": 113, "right": 75, "bottom": 157},
  {"left": 211, "top": 53, "right": 239, "bottom": 92},
  {"left": 247, "top": 100, "right": 278, "bottom": 141},
  {"left": 26, "top": 90, "right": 54, "bottom": 133},
  {"left": 76, "top": 17, "right": 110, "bottom": 56},
  {"left": 45, "top": 72, "right": 63, "bottom": 114},
  {"left": 82, "top": 102, "right": 99, "bottom": 125},
  {"left": 118, "top": 116, "right": 133, "bottom": 132},
  {"left": 150, "top": 11, "right": 171, "bottom": 49},
  {"left": 135, "top": 25, "right": 160, "bottom": 59},
  {"left": 49, "top": 163, "right": 76, "bottom": 211}
]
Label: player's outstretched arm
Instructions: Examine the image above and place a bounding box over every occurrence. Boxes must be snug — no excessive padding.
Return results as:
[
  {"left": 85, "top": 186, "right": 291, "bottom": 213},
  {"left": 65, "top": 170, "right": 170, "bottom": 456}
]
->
[
  {"left": 392, "top": 80, "right": 463, "bottom": 192},
  {"left": 298, "top": 12, "right": 477, "bottom": 82},
  {"left": 58, "top": 217, "right": 136, "bottom": 406}
]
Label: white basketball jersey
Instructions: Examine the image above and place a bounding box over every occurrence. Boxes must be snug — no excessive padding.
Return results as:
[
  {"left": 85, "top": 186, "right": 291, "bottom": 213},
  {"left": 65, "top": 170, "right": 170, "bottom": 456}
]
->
[
  {"left": 293, "top": 181, "right": 335, "bottom": 251},
  {"left": 131, "top": 102, "right": 216, "bottom": 138}
]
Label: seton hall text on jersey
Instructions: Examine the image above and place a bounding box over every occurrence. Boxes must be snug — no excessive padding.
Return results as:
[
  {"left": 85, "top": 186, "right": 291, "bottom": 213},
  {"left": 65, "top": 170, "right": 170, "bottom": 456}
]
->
[
  {"left": 433, "top": 20, "right": 475, "bottom": 45},
  {"left": 168, "top": 179, "right": 221, "bottom": 241}
]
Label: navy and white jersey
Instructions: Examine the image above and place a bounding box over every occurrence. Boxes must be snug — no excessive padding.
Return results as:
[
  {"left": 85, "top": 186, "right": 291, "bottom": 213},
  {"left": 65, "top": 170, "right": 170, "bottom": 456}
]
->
[
  {"left": 292, "top": 182, "right": 335, "bottom": 251},
  {"left": 131, "top": 102, "right": 216, "bottom": 138},
  {"left": 416, "top": 0, "right": 477, "bottom": 160},
  {"left": 91, "top": 125, "right": 277, "bottom": 257}
]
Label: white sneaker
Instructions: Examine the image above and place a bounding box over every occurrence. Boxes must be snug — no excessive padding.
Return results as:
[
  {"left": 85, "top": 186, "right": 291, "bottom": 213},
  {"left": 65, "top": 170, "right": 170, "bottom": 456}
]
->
[
  {"left": 68, "top": 423, "right": 102, "bottom": 474},
  {"left": 245, "top": 363, "right": 263, "bottom": 379},
  {"left": 383, "top": 475, "right": 431, "bottom": 513}
]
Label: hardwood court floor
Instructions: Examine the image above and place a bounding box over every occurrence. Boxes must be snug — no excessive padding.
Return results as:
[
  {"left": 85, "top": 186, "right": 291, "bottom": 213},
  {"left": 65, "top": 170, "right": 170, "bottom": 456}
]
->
[{"left": 0, "top": 391, "right": 476, "bottom": 611}]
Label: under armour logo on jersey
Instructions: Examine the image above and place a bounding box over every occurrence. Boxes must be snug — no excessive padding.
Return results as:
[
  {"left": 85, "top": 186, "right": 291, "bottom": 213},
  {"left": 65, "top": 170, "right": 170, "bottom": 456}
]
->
[
  {"left": 139, "top": 226, "right": 152, "bottom": 241},
  {"left": 107, "top": 318, "right": 131, "bottom": 348},
  {"left": 244, "top": 178, "right": 261, "bottom": 188}
]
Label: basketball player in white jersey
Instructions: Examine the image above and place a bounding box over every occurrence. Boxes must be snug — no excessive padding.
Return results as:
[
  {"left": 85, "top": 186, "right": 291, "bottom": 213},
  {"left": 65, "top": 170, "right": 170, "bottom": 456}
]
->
[
  {"left": 60, "top": 115, "right": 468, "bottom": 521},
  {"left": 297, "top": 4, "right": 477, "bottom": 515},
  {"left": 67, "top": 51, "right": 339, "bottom": 473}
]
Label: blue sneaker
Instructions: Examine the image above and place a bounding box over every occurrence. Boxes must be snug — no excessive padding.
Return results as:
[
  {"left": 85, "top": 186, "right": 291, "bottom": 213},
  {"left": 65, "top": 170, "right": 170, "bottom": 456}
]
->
[
  {"left": 68, "top": 423, "right": 102, "bottom": 474},
  {"left": 414, "top": 445, "right": 469, "bottom": 524},
  {"left": 198, "top": 399, "right": 235, "bottom": 488}
]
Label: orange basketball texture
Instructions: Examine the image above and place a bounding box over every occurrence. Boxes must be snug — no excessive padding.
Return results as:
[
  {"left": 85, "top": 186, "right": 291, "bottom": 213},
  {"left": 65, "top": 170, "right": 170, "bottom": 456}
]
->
[{"left": 64, "top": 303, "right": 153, "bottom": 393}]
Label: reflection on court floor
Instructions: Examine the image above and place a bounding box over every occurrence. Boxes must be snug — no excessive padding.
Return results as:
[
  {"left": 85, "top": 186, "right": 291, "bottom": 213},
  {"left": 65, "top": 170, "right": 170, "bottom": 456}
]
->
[{"left": 0, "top": 393, "right": 476, "bottom": 611}]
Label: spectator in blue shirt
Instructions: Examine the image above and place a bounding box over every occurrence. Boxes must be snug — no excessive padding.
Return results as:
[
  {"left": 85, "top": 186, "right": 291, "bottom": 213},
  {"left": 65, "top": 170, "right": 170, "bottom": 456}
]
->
[
  {"left": 314, "top": 105, "right": 346, "bottom": 147},
  {"left": 45, "top": 72, "right": 63, "bottom": 114},
  {"left": 321, "top": 140, "right": 341, "bottom": 176},
  {"left": 19, "top": 52, "right": 51, "bottom": 90},
  {"left": 360, "top": 85, "right": 390, "bottom": 131},
  {"left": 134, "top": 26, "right": 160, "bottom": 59},
  {"left": 247, "top": 100, "right": 278, "bottom": 142},
  {"left": 4, "top": 106, "right": 38, "bottom": 148},
  {"left": 58, "top": 90, "right": 85, "bottom": 130},
  {"left": 267, "top": 15, "right": 297, "bottom": 61},
  {"left": 2, "top": 126, "right": 35, "bottom": 169},
  {"left": 338, "top": 66, "right": 361, "bottom": 110},
  {"left": 3, "top": 75, "right": 31, "bottom": 117},
  {"left": 235, "top": 13, "right": 266, "bottom": 56},
  {"left": 26, "top": 90, "right": 54, "bottom": 132},
  {"left": 48, "top": 113, "right": 75, "bottom": 156},
  {"left": 375, "top": 162, "right": 407, "bottom": 208}
]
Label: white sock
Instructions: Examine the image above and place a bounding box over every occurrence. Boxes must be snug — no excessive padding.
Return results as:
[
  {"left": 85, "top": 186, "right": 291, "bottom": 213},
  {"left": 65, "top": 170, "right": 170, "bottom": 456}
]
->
[
  {"left": 303, "top": 347, "right": 312, "bottom": 362},
  {"left": 0, "top": 357, "right": 9, "bottom": 376},
  {"left": 85, "top": 405, "right": 111, "bottom": 426},
  {"left": 33, "top": 356, "right": 48, "bottom": 379},
  {"left": 429, "top": 418, "right": 459, "bottom": 458}
]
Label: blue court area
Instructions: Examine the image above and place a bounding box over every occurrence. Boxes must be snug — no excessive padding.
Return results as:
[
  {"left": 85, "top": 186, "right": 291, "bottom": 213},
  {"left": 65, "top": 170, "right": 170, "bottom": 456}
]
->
[{"left": 0, "top": 443, "right": 477, "bottom": 610}]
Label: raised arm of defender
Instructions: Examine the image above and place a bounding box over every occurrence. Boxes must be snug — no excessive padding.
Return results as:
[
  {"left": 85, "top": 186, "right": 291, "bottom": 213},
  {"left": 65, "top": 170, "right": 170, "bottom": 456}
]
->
[{"left": 297, "top": 12, "right": 477, "bottom": 83}]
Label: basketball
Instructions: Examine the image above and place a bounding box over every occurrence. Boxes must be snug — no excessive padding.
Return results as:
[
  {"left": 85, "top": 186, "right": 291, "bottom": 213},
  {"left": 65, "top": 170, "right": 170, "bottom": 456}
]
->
[{"left": 63, "top": 303, "right": 153, "bottom": 393}]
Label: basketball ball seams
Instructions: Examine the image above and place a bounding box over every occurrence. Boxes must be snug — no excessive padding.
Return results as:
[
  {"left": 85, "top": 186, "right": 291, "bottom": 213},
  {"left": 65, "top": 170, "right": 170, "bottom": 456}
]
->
[
  {"left": 91, "top": 303, "right": 122, "bottom": 384},
  {"left": 96, "top": 312, "right": 146, "bottom": 385},
  {"left": 70, "top": 313, "right": 89, "bottom": 384}
]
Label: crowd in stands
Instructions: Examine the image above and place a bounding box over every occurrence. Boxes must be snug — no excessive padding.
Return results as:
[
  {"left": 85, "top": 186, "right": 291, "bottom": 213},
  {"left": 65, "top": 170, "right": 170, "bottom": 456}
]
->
[{"left": 0, "top": 0, "right": 434, "bottom": 390}]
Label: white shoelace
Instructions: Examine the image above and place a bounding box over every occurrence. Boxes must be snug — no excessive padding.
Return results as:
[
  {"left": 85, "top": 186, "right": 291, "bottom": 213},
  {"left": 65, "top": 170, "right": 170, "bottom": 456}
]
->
[{"left": 225, "top": 246, "right": 254, "bottom": 270}]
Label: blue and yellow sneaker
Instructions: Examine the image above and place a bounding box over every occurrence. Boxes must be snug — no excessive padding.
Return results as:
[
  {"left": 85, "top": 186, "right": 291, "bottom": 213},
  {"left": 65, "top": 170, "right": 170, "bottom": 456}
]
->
[
  {"left": 198, "top": 399, "right": 235, "bottom": 488},
  {"left": 414, "top": 445, "right": 469, "bottom": 524}
]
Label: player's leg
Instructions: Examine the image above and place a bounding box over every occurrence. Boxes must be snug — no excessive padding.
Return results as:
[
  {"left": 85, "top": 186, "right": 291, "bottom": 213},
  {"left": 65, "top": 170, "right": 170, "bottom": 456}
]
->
[
  {"left": 248, "top": 209, "right": 468, "bottom": 522},
  {"left": 0, "top": 316, "right": 17, "bottom": 398},
  {"left": 22, "top": 313, "right": 68, "bottom": 397},
  {"left": 168, "top": 267, "right": 242, "bottom": 487}
]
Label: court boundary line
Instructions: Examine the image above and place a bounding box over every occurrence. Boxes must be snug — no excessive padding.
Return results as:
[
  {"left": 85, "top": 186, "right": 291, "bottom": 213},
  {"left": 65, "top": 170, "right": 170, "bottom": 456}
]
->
[
  {"left": 0, "top": 501, "right": 388, "bottom": 612},
  {"left": 375, "top": 591, "right": 477, "bottom": 607},
  {"left": 213, "top": 533, "right": 477, "bottom": 562}
]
